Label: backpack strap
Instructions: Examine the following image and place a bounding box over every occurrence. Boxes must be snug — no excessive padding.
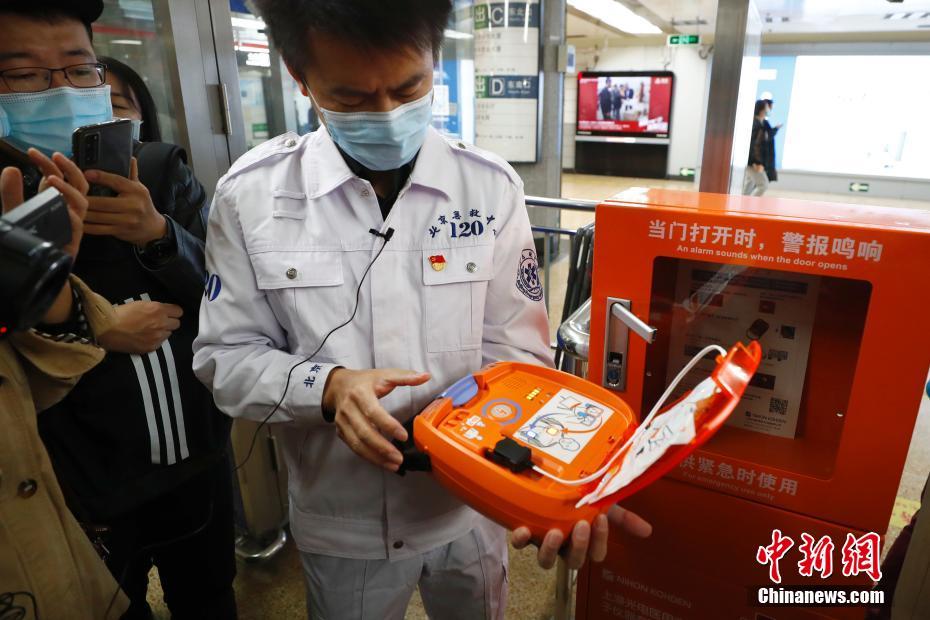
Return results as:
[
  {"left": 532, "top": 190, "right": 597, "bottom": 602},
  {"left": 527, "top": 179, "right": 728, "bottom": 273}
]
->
[{"left": 133, "top": 141, "right": 188, "bottom": 212}]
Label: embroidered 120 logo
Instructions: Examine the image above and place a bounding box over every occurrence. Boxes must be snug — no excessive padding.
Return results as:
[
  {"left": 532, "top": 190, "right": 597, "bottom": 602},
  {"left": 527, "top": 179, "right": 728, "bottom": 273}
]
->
[{"left": 516, "top": 248, "right": 543, "bottom": 301}]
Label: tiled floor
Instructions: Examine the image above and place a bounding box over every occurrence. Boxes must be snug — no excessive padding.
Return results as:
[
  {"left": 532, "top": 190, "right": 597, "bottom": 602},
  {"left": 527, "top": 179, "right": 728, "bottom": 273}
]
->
[
  {"left": 145, "top": 531, "right": 557, "bottom": 619},
  {"left": 144, "top": 172, "right": 929, "bottom": 619}
]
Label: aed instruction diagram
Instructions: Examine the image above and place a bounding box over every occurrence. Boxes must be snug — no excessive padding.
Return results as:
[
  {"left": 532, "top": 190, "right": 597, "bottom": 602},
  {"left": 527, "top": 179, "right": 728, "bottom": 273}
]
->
[{"left": 515, "top": 388, "right": 614, "bottom": 464}]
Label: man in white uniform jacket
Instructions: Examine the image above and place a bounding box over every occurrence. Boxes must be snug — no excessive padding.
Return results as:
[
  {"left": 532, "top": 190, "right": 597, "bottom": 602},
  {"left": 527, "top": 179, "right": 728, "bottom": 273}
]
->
[{"left": 193, "top": 1, "right": 645, "bottom": 617}]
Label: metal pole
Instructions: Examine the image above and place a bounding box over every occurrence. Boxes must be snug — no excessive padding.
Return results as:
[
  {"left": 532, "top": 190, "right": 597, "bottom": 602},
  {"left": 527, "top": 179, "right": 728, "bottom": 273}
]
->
[
  {"left": 552, "top": 311, "right": 591, "bottom": 619},
  {"left": 554, "top": 559, "right": 574, "bottom": 620},
  {"left": 543, "top": 231, "right": 552, "bottom": 312},
  {"left": 698, "top": 0, "right": 762, "bottom": 194},
  {"left": 526, "top": 195, "right": 598, "bottom": 211}
]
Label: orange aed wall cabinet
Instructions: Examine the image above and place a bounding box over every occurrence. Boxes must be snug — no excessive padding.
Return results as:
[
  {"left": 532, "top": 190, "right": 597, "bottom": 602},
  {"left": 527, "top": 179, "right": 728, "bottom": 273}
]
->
[
  {"left": 587, "top": 189, "right": 930, "bottom": 535},
  {"left": 575, "top": 479, "right": 873, "bottom": 620}
]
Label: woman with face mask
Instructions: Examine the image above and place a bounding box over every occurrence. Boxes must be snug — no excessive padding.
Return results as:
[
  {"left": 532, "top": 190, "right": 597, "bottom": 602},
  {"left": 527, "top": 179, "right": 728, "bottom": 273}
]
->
[{"left": 98, "top": 55, "right": 161, "bottom": 143}]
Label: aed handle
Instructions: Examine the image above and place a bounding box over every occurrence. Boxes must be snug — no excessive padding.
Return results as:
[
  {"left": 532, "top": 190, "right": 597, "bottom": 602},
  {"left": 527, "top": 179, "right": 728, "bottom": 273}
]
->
[{"left": 394, "top": 415, "right": 431, "bottom": 476}]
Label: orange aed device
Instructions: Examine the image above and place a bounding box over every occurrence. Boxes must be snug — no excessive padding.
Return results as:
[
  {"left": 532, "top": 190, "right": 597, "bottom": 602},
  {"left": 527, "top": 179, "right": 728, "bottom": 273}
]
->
[{"left": 408, "top": 341, "right": 762, "bottom": 542}]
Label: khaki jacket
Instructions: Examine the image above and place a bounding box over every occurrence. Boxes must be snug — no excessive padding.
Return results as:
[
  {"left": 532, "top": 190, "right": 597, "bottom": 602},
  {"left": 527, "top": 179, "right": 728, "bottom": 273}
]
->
[{"left": 0, "top": 277, "right": 129, "bottom": 619}]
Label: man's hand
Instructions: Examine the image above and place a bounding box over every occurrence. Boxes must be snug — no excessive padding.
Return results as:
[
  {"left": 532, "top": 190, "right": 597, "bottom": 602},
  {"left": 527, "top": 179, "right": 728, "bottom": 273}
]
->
[
  {"left": 511, "top": 505, "right": 652, "bottom": 570},
  {"left": 97, "top": 300, "right": 183, "bottom": 354},
  {"left": 752, "top": 164, "right": 765, "bottom": 173},
  {"left": 84, "top": 158, "right": 167, "bottom": 246},
  {"left": 323, "top": 368, "right": 431, "bottom": 471},
  {"left": 19, "top": 149, "right": 91, "bottom": 259}
]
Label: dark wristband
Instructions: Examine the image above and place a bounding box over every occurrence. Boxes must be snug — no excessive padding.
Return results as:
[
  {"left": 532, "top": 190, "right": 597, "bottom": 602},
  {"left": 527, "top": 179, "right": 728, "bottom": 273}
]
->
[
  {"left": 35, "top": 284, "right": 94, "bottom": 343},
  {"left": 136, "top": 217, "right": 177, "bottom": 267}
]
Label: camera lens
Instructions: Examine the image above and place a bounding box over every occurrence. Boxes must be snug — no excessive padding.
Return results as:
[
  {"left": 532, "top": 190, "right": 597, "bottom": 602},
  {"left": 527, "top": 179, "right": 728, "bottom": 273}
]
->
[
  {"left": 88, "top": 133, "right": 99, "bottom": 164},
  {"left": 0, "top": 222, "right": 73, "bottom": 333}
]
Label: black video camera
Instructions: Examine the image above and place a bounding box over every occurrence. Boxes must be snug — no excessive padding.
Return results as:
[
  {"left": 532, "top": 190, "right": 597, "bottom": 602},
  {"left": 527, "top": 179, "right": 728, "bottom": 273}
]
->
[{"left": 0, "top": 188, "right": 73, "bottom": 337}]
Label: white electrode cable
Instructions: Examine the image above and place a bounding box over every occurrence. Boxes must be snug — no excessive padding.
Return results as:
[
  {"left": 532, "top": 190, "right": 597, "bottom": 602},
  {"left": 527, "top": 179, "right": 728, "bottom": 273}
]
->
[{"left": 531, "top": 344, "right": 728, "bottom": 487}]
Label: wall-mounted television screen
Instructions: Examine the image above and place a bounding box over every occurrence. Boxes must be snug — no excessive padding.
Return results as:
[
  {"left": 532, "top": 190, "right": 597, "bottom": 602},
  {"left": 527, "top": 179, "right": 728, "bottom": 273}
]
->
[{"left": 576, "top": 71, "right": 674, "bottom": 143}]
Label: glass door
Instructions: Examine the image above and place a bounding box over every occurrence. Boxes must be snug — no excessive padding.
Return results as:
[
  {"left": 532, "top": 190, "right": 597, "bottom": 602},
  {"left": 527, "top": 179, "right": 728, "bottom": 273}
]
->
[
  {"left": 93, "top": 0, "right": 183, "bottom": 144},
  {"left": 91, "top": 0, "right": 255, "bottom": 197},
  {"left": 227, "top": 6, "right": 294, "bottom": 150},
  {"left": 226, "top": 0, "right": 317, "bottom": 153},
  {"left": 219, "top": 0, "right": 480, "bottom": 158}
]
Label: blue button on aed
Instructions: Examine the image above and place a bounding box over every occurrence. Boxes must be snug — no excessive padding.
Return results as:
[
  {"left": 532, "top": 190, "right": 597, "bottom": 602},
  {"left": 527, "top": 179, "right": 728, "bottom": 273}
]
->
[{"left": 441, "top": 375, "right": 480, "bottom": 407}]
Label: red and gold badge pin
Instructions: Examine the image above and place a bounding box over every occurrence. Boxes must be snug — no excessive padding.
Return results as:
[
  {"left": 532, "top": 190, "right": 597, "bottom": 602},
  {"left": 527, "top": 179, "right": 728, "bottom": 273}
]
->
[{"left": 429, "top": 255, "right": 446, "bottom": 272}]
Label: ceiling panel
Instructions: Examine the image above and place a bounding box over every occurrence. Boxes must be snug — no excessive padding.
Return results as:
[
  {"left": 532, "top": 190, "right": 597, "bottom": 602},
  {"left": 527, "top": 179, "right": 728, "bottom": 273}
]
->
[
  {"left": 566, "top": 10, "right": 642, "bottom": 41},
  {"left": 632, "top": 0, "right": 930, "bottom": 33}
]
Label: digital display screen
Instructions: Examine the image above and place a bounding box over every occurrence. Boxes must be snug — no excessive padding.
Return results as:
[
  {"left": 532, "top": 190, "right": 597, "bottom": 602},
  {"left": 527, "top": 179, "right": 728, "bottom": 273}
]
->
[{"left": 576, "top": 72, "right": 673, "bottom": 138}]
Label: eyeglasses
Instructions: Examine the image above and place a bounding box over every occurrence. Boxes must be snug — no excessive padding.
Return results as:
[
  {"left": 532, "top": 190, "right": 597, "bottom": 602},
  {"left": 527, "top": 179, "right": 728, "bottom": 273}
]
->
[{"left": 0, "top": 62, "right": 107, "bottom": 93}]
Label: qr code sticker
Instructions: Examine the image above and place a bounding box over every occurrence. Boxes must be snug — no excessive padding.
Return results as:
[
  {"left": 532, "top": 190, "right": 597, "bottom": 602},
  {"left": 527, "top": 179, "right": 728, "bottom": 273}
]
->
[
  {"left": 769, "top": 397, "right": 789, "bottom": 416},
  {"left": 766, "top": 349, "right": 789, "bottom": 362}
]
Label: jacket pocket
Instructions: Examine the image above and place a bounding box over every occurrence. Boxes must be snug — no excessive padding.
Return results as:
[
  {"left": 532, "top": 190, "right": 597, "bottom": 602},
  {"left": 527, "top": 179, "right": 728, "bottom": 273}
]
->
[
  {"left": 421, "top": 244, "right": 494, "bottom": 353},
  {"left": 249, "top": 250, "right": 348, "bottom": 349},
  {"left": 250, "top": 249, "right": 343, "bottom": 289}
]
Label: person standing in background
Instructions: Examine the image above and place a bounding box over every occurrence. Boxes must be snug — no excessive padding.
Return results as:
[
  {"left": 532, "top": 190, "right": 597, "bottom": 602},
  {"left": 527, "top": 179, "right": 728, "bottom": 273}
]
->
[
  {"left": 599, "top": 76, "right": 613, "bottom": 120},
  {"left": 611, "top": 84, "right": 623, "bottom": 120},
  {"left": 100, "top": 55, "right": 162, "bottom": 142},
  {"left": 761, "top": 92, "right": 781, "bottom": 187},
  {"left": 743, "top": 99, "right": 773, "bottom": 196}
]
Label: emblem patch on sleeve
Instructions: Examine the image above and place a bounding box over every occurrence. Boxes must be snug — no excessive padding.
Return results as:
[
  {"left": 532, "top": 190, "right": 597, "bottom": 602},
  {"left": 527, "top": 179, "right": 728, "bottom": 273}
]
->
[
  {"left": 204, "top": 273, "right": 222, "bottom": 301},
  {"left": 516, "top": 248, "right": 543, "bottom": 301}
]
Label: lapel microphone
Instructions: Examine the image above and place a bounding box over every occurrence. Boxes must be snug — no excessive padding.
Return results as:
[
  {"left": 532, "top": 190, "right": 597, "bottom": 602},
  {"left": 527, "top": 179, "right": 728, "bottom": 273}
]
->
[{"left": 369, "top": 227, "right": 395, "bottom": 242}]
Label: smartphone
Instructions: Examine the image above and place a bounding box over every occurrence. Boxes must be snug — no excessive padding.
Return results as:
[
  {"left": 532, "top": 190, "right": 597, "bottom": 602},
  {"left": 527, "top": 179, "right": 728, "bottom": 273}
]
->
[{"left": 72, "top": 118, "right": 134, "bottom": 197}]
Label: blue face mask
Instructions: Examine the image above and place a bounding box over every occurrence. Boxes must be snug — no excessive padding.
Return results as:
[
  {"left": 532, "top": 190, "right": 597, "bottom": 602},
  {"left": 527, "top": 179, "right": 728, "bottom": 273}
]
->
[
  {"left": 0, "top": 85, "right": 113, "bottom": 157},
  {"left": 317, "top": 90, "right": 433, "bottom": 171}
]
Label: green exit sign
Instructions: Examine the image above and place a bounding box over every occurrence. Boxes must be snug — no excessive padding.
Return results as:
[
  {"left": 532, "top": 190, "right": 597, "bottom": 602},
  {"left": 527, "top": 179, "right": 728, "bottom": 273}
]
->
[
  {"left": 849, "top": 182, "right": 870, "bottom": 193},
  {"left": 668, "top": 34, "right": 700, "bottom": 45}
]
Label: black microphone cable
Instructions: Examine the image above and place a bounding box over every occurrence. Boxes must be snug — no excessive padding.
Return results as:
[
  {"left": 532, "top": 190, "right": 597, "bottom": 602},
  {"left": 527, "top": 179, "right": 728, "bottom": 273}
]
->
[{"left": 234, "top": 227, "right": 394, "bottom": 471}]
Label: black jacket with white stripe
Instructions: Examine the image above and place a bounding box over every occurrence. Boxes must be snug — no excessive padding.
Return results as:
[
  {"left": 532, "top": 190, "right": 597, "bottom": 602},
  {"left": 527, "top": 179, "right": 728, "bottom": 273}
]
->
[{"left": 36, "top": 142, "right": 231, "bottom": 521}]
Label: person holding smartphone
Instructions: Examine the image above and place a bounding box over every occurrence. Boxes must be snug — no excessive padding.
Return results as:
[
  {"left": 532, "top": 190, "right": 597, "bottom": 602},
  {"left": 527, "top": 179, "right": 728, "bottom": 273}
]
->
[
  {"left": 0, "top": 2, "right": 236, "bottom": 618},
  {"left": 0, "top": 161, "right": 130, "bottom": 619}
]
